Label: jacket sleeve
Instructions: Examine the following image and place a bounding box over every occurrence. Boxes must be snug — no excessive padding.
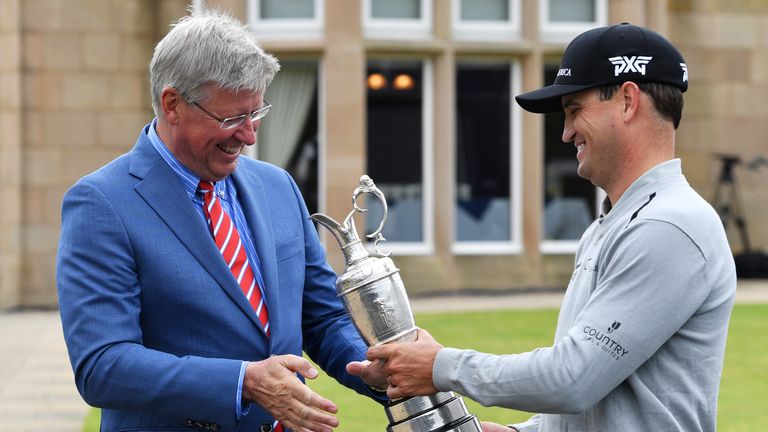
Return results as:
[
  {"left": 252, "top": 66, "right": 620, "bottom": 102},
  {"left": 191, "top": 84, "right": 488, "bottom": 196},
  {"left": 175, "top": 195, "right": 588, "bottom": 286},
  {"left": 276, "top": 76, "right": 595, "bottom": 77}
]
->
[
  {"left": 57, "top": 181, "right": 243, "bottom": 420},
  {"left": 433, "top": 220, "right": 712, "bottom": 413}
]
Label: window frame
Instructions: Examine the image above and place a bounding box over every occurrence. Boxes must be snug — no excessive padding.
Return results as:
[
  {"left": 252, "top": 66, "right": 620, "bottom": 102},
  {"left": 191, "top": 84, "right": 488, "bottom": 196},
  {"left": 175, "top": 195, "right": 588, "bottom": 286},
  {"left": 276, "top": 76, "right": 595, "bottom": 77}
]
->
[
  {"left": 537, "top": 61, "right": 604, "bottom": 253},
  {"left": 246, "top": 0, "right": 324, "bottom": 40},
  {"left": 362, "top": 0, "right": 433, "bottom": 40},
  {"left": 452, "top": 60, "right": 523, "bottom": 255},
  {"left": 539, "top": 0, "right": 608, "bottom": 43},
  {"left": 540, "top": 188, "right": 606, "bottom": 253},
  {"left": 452, "top": 0, "right": 521, "bottom": 41}
]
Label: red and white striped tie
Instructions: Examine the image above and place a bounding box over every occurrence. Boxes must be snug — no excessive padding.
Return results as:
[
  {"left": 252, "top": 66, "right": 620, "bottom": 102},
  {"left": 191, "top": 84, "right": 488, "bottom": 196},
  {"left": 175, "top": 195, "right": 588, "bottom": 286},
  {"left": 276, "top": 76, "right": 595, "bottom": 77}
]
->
[{"left": 199, "top": 181, "right": 270, "bottom": 336}]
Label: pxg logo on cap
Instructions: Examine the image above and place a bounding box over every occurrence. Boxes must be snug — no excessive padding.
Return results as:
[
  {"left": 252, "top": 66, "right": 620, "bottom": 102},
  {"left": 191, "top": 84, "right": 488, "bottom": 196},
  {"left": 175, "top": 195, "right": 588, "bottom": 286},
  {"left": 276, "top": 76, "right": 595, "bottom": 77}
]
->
[{"left": 515, "top": 23, "right": 688, "bottom": 113}]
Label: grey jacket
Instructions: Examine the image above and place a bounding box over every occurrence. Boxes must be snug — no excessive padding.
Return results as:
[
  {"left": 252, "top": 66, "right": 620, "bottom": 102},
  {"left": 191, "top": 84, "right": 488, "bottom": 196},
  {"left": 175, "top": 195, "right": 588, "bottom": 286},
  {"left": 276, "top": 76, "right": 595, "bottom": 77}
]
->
[{"left": 434, "top": 160, "right": 736, "bottom": 432}]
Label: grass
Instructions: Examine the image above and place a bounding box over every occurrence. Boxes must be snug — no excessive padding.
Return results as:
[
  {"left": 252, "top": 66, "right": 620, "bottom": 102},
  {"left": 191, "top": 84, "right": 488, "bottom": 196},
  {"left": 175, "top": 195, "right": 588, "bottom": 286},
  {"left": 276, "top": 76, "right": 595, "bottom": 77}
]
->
[{"left": 83, "top": 304, "right": 768, "bottom": 431}]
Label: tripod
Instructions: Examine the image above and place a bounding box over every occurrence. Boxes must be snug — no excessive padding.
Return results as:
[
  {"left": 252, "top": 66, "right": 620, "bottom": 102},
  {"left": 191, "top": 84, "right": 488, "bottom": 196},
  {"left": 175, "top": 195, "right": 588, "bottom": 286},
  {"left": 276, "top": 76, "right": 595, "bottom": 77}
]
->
[{"left": 712, "top": 155, "right": 751, "bottom": 253}]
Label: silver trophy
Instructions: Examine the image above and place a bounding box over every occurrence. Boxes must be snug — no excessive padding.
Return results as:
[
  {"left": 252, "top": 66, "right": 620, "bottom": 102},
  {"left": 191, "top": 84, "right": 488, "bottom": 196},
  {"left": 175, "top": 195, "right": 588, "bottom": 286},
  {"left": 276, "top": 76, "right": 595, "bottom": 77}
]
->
[{"left": 311, "top": 176, "right": 481, "bottom": 432}]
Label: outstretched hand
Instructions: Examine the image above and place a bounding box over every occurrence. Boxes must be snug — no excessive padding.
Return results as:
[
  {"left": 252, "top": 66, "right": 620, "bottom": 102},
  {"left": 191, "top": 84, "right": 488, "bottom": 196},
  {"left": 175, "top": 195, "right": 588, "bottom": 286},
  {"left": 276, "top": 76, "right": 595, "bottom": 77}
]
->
[
  {"left": 243, "top": 354, "right": 338, "bottom": 432},
  {"left": 364, "top": 328, "right": 444, "bottom": 399}
]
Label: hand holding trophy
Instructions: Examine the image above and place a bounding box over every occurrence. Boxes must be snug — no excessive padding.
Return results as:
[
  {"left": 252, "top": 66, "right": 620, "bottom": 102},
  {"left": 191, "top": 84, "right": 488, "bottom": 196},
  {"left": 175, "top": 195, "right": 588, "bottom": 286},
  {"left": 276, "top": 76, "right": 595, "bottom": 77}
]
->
[{"left": 312, "top": 176, "right": 481, "bottom": 432}]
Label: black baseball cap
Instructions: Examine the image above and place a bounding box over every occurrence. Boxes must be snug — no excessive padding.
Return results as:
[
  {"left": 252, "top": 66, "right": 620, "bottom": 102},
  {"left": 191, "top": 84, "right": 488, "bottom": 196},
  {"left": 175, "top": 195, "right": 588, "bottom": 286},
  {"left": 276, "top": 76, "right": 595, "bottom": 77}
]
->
[{"left": 515, "top": 23, "right": 688, "bottom": 113}]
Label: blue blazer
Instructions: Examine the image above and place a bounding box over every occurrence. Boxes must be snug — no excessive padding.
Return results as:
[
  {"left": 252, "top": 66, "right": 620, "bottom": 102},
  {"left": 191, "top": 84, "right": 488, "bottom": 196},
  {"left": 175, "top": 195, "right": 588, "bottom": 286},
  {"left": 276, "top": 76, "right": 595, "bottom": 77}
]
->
[{"left": 57, "top": 128, "right": 382, "bottom": 431}]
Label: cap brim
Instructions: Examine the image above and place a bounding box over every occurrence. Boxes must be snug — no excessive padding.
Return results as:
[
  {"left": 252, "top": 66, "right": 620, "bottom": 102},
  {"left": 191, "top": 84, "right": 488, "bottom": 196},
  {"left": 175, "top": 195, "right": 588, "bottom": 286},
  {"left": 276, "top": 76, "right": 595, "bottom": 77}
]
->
[{"left": 515, "top": 84, "right": 597, "bottom": 113}]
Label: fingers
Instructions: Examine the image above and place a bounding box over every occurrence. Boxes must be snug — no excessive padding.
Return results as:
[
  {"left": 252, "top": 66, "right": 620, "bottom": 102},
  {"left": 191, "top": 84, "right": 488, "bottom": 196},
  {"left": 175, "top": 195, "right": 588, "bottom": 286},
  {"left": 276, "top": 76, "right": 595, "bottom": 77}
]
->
[
  {"left": 345, "top": 360, "right": 367, "bottom": 377},
  {"left": 386, "top": 379, "right": 405, "bottom": 400},
  {"left": 366, "top": 344, "right": 392, "bottom": 362},
  {"left": 383, "top": 372, "right": 434, "bottom": 400},
  {"left": 367, "top": 328, "right": 438, "bottom": 363},
  {"left": 364, "top": 333, "right": 443, "bottom": 399},
  {"left": 347, "top": 359, "right": 389, "bottom": 392},
  {"left": 243, "top": 356, "right": 339, "bottom": 430},
  {"left": 280, "top": 387, "right": 339, "bottom": 432},
  {"left": 480, "top": 421, "right": 517, "bottom": 432}
]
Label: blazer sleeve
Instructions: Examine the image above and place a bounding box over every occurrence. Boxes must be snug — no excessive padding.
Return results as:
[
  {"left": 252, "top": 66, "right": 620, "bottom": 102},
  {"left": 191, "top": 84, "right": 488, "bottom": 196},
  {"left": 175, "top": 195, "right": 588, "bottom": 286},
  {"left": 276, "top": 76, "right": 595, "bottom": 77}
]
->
[{"left": 56, "top": 180, "right": 244, "bottom": 420}]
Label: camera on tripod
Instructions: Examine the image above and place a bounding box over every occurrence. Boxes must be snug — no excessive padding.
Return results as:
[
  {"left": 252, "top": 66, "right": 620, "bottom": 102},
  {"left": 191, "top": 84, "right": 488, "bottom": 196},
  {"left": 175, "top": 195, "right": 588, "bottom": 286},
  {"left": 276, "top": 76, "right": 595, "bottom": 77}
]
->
[{"left": 713, "top": 154, "right": 768, "bottom": 278}]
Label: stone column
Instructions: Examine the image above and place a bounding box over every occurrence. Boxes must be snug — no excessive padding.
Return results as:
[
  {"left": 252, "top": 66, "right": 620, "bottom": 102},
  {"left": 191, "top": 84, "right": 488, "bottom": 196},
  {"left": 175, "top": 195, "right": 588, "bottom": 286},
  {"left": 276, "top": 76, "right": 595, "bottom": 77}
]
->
[
  {"left": 0, "top": 0, "right": 22, "bottom": 309},
  {"left": 322, "top": 0, "right": 366, "bottom": 271}
]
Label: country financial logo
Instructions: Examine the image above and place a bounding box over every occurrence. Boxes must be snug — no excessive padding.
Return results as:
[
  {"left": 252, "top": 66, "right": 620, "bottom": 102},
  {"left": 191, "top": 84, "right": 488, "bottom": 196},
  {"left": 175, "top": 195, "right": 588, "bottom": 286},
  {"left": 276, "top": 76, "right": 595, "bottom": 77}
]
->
[{"left": 608, "top": 55, "right": 653, "bottom": 76}]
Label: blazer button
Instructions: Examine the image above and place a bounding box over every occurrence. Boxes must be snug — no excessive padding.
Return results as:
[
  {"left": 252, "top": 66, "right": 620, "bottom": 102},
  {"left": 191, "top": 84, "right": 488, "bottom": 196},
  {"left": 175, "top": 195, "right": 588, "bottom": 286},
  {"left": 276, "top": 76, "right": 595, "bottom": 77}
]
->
[{"left": 260, "top": 423, "right": 273, "bottom": 432}]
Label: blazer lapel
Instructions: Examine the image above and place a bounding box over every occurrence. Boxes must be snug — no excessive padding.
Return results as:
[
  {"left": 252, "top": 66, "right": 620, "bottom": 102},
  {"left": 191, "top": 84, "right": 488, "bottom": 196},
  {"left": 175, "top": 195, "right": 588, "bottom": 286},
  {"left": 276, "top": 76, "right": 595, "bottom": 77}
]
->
[
  {"left": 128, "top": 133, "right": 265, "bottom": 332},
  {"left": 232, "top": 166, "right": 281, "bottom": 340}
]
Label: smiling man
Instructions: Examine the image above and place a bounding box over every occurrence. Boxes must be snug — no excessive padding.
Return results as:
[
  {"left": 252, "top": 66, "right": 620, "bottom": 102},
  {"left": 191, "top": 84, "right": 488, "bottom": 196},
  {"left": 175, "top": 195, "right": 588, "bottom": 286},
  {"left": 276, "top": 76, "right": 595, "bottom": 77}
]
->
[
  {"left": 352, "top": 23, "right": 736, "bottom": 432},
  {"left": 57, "top": 10, "right": 387, "bottom": 432}
]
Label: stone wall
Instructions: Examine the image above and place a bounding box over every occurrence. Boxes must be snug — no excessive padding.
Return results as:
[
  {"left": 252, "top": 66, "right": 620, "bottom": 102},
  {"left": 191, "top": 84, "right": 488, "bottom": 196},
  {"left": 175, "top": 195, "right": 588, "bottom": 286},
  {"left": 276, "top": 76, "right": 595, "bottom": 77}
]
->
[
  {"left": 3, "top": 0, "right": 188, "bottom": 309},
  {"left": 669, "top": 0, "right": 768, "bottom": 254}
]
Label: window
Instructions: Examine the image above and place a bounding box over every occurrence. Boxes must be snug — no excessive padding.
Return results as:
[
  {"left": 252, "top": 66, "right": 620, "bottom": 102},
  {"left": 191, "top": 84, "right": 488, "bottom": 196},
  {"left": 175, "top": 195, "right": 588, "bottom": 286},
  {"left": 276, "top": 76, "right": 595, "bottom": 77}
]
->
[
  {"left": 363, "top": 0, "right": 432, "bottom": 39},
  {"left": 540, "top": 64, "right": 602, "bottom": 253},
  {"left": 247, "top": 0, "right": 323, "bottom": 39},
  {"left": 453, "top": 0, "right": 521, "bottom": 40},
  {"left": 453, "top": 62, "right": 521, "bottom": 254},
  {"left": 365, "top": 60, "right": 433, "bottom": 254},
  {"left": 539, "top": 0, "right": 607, "bottom": 42},
  {"left": 255, "top": 61, "right": 320, "bottom": 214}
]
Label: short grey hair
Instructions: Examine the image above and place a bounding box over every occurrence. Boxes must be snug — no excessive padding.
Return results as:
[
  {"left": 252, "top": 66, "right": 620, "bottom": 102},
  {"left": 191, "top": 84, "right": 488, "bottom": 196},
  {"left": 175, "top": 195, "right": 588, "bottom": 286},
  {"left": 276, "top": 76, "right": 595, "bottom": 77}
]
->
[{"left": 149, "top": 9, "right": 280, "bottom": 118}]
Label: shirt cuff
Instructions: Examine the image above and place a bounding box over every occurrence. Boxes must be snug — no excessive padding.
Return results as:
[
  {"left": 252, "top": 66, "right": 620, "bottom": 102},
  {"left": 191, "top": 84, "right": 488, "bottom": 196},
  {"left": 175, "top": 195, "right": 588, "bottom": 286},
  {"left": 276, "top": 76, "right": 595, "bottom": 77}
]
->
[
  {"left": 236, "top": 361, "right": 252, "bottom": 420},
  {"left": 433, "top": 347, "right": 464, "bottom": 391}
]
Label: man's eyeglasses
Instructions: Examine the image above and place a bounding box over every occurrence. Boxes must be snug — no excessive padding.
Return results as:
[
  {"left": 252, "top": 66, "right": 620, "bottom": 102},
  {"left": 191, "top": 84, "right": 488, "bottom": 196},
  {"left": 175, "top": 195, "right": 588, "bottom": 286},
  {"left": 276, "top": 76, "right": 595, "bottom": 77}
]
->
[{"left": 192, "top": 100, "right": 272, "bottom": 130}]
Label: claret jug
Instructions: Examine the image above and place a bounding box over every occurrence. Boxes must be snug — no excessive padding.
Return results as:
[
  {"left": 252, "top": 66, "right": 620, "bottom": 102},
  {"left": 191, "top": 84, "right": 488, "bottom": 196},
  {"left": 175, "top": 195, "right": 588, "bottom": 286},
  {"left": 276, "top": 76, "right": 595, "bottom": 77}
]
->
[{"left": 311, "top": 176, "right": 481, "bottom": 432}]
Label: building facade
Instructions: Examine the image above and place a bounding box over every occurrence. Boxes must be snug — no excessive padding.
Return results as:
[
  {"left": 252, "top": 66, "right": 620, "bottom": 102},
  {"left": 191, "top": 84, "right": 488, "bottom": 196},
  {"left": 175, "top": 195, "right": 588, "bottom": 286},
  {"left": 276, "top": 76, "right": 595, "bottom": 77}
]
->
[{"left": 1, "top": 0, "right": 767, "bottom": 309}]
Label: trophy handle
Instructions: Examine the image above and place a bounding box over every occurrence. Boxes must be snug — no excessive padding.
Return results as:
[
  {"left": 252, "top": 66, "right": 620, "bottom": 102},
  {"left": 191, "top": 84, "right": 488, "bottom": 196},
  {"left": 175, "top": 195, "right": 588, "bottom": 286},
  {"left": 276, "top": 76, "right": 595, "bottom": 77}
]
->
[{"left": 351, "top": 175, "right": 390, "bottom": 257}]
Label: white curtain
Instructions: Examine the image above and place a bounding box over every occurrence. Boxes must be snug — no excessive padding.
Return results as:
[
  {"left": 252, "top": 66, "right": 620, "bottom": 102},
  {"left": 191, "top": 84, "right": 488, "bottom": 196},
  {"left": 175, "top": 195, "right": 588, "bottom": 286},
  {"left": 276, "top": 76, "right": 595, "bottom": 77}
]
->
[{"left": 257, "top": 63, "right": 317, "bottom": 168}]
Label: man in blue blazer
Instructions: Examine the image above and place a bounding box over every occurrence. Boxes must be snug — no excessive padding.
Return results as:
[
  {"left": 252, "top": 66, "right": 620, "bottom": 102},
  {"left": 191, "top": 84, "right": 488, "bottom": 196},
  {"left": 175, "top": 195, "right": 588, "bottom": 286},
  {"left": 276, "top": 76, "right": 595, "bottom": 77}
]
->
[{"left": 57, "top": 10, "right": 386, "bottom": 432}]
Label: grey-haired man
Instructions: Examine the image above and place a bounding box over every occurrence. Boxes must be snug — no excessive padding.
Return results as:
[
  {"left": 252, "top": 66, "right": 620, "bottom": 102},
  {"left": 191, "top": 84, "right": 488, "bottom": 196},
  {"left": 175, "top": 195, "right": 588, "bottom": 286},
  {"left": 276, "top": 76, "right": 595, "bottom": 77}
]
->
[{"left": 58, "top": 10, "right": 387, "bottom": 432}]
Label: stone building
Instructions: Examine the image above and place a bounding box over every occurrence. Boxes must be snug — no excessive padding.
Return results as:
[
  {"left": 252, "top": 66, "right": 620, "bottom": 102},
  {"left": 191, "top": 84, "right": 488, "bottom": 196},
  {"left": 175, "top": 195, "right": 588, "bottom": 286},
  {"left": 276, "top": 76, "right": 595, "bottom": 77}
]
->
[{"left": 1, "top": 0, "right": 767, "bottom": 310}]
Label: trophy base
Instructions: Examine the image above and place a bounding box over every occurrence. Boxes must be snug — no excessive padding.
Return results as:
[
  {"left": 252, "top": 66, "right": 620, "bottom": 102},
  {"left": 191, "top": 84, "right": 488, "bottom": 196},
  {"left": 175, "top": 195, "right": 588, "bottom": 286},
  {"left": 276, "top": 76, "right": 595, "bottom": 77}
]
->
[{"left": 384, "top": 392, "right": 482, "bottom": 432}]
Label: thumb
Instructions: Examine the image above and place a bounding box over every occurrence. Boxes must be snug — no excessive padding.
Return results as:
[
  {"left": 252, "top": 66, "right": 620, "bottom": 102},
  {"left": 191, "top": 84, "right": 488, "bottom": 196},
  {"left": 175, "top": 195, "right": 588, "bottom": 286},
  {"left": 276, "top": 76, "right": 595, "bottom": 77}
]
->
[
  {"left": 278, "top": 354, "right": 319, "bottom": 379},
  {"left": 346, "top": 360, "right": 366, "bottom": 377}
]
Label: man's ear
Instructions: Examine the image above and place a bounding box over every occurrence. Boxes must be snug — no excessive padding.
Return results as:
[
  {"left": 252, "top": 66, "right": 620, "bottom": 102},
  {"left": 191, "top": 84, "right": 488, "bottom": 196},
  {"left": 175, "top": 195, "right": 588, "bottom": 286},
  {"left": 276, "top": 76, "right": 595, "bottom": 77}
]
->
[
  {"left": 620, "top": 81, "right": 641, "bottom": 123},
  {"left": 160, "top": 87, "right": 183, "bottom": 124}
]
